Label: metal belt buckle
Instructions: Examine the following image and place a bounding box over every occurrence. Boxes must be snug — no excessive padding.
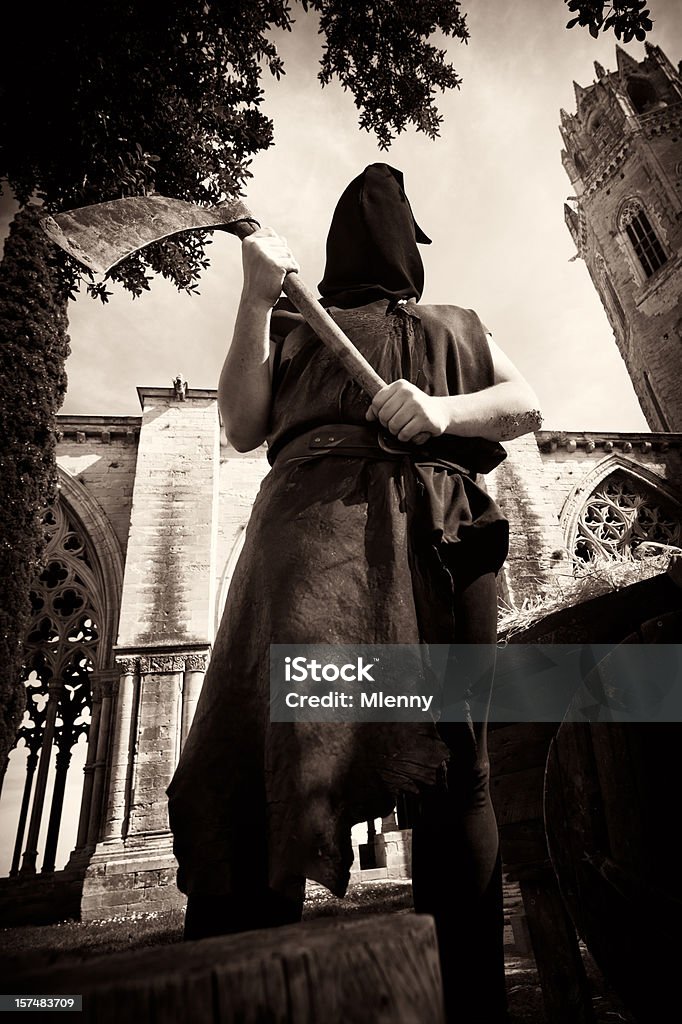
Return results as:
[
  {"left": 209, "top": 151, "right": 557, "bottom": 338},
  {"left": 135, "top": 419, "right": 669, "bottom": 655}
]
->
[{"left": 377, "top": 431, "right": 415, "bottom": 456}]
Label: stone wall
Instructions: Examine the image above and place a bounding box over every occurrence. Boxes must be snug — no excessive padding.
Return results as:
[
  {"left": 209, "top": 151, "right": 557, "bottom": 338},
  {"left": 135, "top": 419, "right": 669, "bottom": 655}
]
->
[
  {"left": 537, "top": 430, "right": 682, "bottom": 532},
  {"left": 487, "top": 435, "right": 567, "bottom": 610},
  {"left": 215, "top": 441, "right": 270, "bottom": 629},
  {"left": 57, "top": 416, "right": 139, "bottom": 559},
  {"left": 116, "top": 389, "right": 220, "bottom": 648}
]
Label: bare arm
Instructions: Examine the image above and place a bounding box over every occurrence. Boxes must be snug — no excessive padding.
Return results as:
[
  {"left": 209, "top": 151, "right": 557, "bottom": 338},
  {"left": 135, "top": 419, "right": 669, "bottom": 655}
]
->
[
  {"left": 219, "top": 228, "right": 298, "bottom": 452},
  {"left": 367, "top": 335, "right": 542, "bottom": 443}
]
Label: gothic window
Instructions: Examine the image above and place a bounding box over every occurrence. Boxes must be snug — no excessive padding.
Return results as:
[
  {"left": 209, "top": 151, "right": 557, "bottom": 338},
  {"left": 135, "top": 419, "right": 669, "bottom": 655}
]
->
[
  {"left": 587, "top": 112, "right": 611, "bottom": 149},
  {"left": 618, "top": 199, "right": 667, "bottom": 278},
  {"left": 627, "top": 77, "right": 664, "bottom": 115},
  {"left": 574, "top": 472, "right": 682, "bottom": 563},
  {"left": 8, "top": 501, "right": 101, "bottom": 875}
]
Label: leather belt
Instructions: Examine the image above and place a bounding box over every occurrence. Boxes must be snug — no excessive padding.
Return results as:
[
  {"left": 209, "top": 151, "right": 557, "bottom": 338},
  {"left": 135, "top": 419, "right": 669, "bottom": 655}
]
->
[{"left": 270, "top": 424, "right": 474, "bottom": 475}]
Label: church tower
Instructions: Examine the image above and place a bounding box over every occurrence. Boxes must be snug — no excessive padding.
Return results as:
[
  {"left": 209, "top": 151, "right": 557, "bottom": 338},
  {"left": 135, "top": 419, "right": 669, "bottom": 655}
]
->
[{"left": 560, "top": 43, "right": 682, "bottom": 430}]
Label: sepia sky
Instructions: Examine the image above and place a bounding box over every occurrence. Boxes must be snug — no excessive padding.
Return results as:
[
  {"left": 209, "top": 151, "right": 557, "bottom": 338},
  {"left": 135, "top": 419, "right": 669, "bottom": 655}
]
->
[
  {"left": 1, "top": 0, "right": 681, "bottom": 434},
  {"left": 1, "top": 1, "right": 681, "bottom": 873}
]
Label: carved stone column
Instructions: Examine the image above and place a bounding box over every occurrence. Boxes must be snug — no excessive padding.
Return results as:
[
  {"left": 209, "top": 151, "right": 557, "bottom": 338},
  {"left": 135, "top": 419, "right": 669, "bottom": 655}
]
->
[
  {"left": 126, "top": 651, "right": 184, "bottom": 837},
  {"left": 20, "top": 678, "right": 62, "bottom": 875},
  {"left": 81, "top": 646, "right": 210, "bottom": 920},
  {"left": 84, "top": 671, "right": 117, "bottom": 848},
  {"left": 67, "top": 668, "right": 118, "bottom": 868},
  {"left": 10, "top": 749, "right": 39, "bottom": 876},
  {"left": 74, "top": 676, "right": 103, "bottom": 853},
  {"left": 42, "top": 745, "right": 73, "bottom": 873},
  {"left": 101, "top": 660, "right": 137, "bottom": 844},
  {"left": 181, "top": 652, "right": 209, "bottom": 750}
]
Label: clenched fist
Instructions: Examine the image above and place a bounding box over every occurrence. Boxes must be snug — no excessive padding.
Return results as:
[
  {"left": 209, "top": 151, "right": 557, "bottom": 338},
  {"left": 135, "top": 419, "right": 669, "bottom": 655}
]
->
[
  {"left": 241, "top": 227, "right": 299, "bottom": 308},
  {"left": 366, "top": 379, "right": 449, "bottom": 443}
]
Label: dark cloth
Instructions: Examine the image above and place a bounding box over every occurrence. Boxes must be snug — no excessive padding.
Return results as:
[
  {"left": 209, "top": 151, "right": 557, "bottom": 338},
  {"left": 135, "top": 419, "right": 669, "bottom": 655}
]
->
[
  {"left": 167, "top": 299, "right": 509, "bottom": 899},
  {"left": 318, "top": 163, "right": 431, "bottom": 308},
  {"left": 180, "top": 556, "right": 508, "bottom": 1021},
  {"left": 411, "top": 563, "right": 508, "bottom": 1023}
]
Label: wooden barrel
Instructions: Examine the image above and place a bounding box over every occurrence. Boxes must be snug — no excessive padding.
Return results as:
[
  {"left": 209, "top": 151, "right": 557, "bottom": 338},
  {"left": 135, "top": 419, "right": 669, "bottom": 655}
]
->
[
  {"left": 545, "top": 715, "right": 682, "bottom": 1021},
  {"left": 13, "top": 913, "right": 445, "bottom": 1024}
]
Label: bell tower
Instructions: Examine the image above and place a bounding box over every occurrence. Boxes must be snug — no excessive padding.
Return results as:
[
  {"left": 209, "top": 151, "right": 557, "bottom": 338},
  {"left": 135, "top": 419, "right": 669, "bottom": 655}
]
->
[{"left": 560, "top": 43, "right": 682, "bottom": 430}]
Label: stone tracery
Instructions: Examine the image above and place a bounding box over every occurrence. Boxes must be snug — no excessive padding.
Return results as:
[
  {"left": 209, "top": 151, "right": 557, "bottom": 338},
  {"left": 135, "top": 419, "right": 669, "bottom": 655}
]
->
[
  {"left": 11, "top": 502, "right": 101, "bottom": 875},
  {"left": 574, "top": 471, "right": 682, "bottom": 563}
]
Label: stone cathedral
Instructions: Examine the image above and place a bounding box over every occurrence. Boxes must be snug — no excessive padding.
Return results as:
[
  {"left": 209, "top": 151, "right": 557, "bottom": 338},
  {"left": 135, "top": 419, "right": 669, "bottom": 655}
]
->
[{"left": 1, "top": 44, "right": 681, "bottom": 925}]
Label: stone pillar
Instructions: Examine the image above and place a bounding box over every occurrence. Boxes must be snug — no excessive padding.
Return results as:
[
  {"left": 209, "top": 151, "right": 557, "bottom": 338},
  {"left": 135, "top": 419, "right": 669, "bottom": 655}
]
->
[
  {"left": 81, "top": 648, "right": 209, "bottom": 919},
  {"left": 67, "top": 669, "right": 118, "bottom": 869},
  {"left": 20, "top": 678, "right": 62, "bottom": 875},
  {"left": 84, "top": 671, "right": 117, "bottom": 848},
  {"left": 42, "top": 744, "right": 73, "bottom": 873},
  {"left": 101, "top": 663, "right": 137, "bottom": 844},
  {"left": 126, "top": 652, "right": 184, "bottom": 837},
  {"left": 80, "top": 388, "right": 219, "bottom": 919},
  {"left": 10, "top": 749, "right": 38, "bottom": 876},
  {"left": 181, "top": 655, "right": 208, "bottom": 749},
  {"left": 74, "top": 677, "right": 103, "bottom": 853}
]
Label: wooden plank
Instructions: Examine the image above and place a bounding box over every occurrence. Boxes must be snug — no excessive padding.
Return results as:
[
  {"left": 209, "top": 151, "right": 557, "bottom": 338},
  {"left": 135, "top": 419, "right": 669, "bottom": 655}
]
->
[
  {"left": 498, "top": 818, "right": 549, "bottom": 869},
  {"left": 15, "top": 913, "right": 446, "bottom": 1024},
  {"left": 545, "top": 723, "right": 609, "bottom": 942},
  {"left": 519, "top": 872, "right": 595, "bottom": 1024},
  {"left": 488, "top": 723, "right": 557, "bottom": 776},
  {"left": 490, "top": 766, "right": 545, "bottom": 826},
  {"left": 590, "top": 723, "right": 643, "bottom": 879}
]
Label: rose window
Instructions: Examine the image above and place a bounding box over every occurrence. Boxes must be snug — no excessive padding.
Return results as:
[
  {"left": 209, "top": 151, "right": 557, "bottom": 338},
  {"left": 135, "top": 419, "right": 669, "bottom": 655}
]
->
[{"left": 575, "top": 473, "right": 682, "bottom": 563}]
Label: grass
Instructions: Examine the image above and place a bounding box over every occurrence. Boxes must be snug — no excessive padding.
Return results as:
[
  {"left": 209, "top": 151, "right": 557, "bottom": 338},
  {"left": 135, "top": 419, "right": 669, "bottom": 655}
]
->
[
  {"left": 0, "top": 879, "right": 635, "bottom": 1023},
  {"left": 0, "top": 881, "right": 412, "bottom": 977}
]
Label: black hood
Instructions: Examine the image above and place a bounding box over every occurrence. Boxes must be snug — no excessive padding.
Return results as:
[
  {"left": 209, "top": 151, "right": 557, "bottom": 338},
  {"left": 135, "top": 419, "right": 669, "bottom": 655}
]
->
[{"left": 318, "top": 163, "right": 431, "bottom": 309}]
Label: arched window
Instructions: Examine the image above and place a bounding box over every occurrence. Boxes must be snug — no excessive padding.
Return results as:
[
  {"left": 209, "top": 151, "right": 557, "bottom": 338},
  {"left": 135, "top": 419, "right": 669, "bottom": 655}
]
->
[
  {"left": 618, "top": 198, "right": 667, "bottom": 278},
  {"left": 573, "top": 151, "right": 586, "bottom": 176},
  {"left": 587, "top": 111, "right": 611, "bottom": 150},
  {"left": 574, "top": 472, "right": 682, "bottom": 563},
  {"left": 8, "top": 502, "right": 101, "bottom": 876},
  {"left": 627, "top": 76, "right": 664, "bottom": 115}
]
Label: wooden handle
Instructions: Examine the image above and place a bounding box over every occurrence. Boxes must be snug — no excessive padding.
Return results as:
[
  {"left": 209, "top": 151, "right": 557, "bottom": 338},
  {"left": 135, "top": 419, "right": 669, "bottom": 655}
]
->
[
  {"left": 232, "top": 219, "right": 386, "bottom": 398},
  {"left": 232, "top": 219, "right": 430, "bottom": 443},
  {"left": 282, "top": 274, "right": 388, "bottom": 399}
]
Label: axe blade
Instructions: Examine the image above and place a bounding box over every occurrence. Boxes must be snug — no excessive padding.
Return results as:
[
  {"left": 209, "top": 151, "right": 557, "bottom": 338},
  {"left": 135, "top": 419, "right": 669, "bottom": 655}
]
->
[{"left": 41, "top": 195, "right": 259, "bottom": 275}]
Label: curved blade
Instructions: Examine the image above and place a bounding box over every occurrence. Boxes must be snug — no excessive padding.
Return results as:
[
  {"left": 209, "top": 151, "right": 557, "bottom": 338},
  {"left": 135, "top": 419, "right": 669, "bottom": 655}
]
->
[{"left": 41, "top": 195, "right": 258, "bottom": 275}]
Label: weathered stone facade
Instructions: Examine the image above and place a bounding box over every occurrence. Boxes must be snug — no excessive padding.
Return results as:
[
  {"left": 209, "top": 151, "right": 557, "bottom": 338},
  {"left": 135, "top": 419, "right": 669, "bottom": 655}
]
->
[{"left": 560, "top": 43, "right": 682, "bottom": 430}]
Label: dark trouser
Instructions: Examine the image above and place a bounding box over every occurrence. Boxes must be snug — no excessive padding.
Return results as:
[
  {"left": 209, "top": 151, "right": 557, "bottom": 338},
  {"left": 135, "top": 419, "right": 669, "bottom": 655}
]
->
[{"left": 411, "top": 567, "right": 507, "bottom": 1024}]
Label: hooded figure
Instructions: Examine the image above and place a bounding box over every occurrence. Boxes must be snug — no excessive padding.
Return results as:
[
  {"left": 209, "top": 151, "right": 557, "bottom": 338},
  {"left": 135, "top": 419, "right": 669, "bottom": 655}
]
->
[
  {"left": 168, "top": 164, "right": 510, "bottom": 1023},
  {"left": 318, "top": 162, "right": 431, "bottom": 308}
]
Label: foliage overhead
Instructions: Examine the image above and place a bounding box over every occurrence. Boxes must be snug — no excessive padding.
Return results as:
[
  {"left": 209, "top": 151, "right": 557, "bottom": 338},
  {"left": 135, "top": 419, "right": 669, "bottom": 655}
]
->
[
  {"left": 0, "top": 1, "right": 655, "bottom": 300},
  {"left": 309, "top": 0, "right": 469, "bottom": 146},
  {"left": 0, "top": 0, "right": 469, "bottom": 302},
  {"left": 564, "top": 0, "right": 654, "bottom": 41}
]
